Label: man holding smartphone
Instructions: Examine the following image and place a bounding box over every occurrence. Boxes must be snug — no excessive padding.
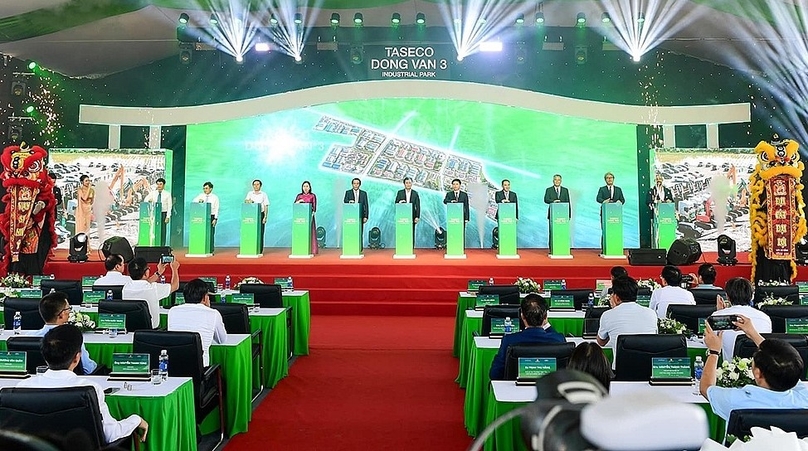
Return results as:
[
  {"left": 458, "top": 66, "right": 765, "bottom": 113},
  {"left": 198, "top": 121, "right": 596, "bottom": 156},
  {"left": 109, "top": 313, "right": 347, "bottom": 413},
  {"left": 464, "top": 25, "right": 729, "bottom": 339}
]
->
[
  {"left": 709, "top": 277, "right": 771, "bottom": 360},
  {"left": 123, "top": 257, "right": 180, "bottom": 329}
]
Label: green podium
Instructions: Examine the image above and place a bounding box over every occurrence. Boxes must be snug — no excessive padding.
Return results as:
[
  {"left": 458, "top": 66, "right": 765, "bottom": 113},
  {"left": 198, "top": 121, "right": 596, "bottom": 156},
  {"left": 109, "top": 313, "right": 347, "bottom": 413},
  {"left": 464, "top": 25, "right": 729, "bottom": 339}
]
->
[
  {"left": 187, "top": 202, "right": 212, "bottom": 257},
  {"left": 290, "top": 203, "right": 313, "bottom": 259},
  {"left": 600, "top": 203, "right": 625, "bottom": 259},
  {"left": 654, "top": 202, "right": 677, "bottom": 250},
  {"left": 341, "top": 202, "right": 363, "bottom": 259},
  {"left": 394, "top": 203, "right": 415, "bottom": 259},
  {"left": 138, "top": 201, "right": 162, "bottom": 246},
  {"left": 237, "top": 203, "right": 263, "bottom": 258},
  {"left": 445, "top": 203, "right": 466, "bottom": 259},
  {"left": 497, "top": 203, "right": 519, "bottom": 259},
  {"left": 549, "top": 203, "right": 572, "bottom": 259}
]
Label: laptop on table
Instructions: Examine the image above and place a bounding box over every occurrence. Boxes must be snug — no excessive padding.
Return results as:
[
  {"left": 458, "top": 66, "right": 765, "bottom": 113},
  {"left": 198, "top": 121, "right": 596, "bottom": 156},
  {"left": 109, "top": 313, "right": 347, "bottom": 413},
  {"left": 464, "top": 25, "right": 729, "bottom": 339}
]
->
[
  {"left": 549, "top": 294, "right": 575, "bottom": 312},
  {"left": 474, "top": 294, "right": 500, "bottom": 310},
  {"left": 0, "top": 351, "right": 30, "bottom": 379},
  {"left": 107, "top": 353, "right": 151, "bottom": 381},
  {"left": 516, "top": 357, "right": 557, "bottom": 386},
  {"left": 649, "top": 357, "right": 692, "bottom": 386}
]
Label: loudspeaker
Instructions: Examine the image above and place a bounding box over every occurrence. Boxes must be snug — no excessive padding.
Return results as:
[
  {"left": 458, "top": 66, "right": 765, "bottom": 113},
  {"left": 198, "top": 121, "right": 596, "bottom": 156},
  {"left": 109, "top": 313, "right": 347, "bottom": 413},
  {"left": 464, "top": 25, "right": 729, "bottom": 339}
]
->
[
  {"left": 134, "top": 246, "right": 172, "bottom": 263},
  {"left": 101, "top": 236, "right": 134, "bottom": 263},
  {"left": 627, "top": 248, "right": 667, "bottom": 266},
  {"left": 667, "top": 239, "right": 702, "bottom": 266}
]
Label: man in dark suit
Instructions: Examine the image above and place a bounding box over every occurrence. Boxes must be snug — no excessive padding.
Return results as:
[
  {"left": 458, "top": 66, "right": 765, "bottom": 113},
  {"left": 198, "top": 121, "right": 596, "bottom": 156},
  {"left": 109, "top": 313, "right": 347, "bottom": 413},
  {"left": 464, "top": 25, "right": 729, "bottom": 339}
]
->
[
  {"left": 544, "top": 174, "right": 571, "bottom": 246},
  {"left": 394, "top": 177, "right": 420, "bottom": 240},
  {"left": 343, "top": 177, "right": 369, "bottom": 247},
  {"left": 443, "top": 178, "right": 469, "bottom": 223},
  {"left": 494, "top": 179, "right": 518, "bottom": 220},
  {"left": 596, "top": 172, "right": 625, "bottom": 205}
]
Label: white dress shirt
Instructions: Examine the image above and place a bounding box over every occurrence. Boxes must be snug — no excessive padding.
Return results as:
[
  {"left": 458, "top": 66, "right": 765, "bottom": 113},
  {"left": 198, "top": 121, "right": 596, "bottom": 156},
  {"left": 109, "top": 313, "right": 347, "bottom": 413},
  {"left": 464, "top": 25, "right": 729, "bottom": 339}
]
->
[
  {"left": 598, "top": 302, "right": 658, "bottom": 368},
  {"left": 168, "top": 303, "right": 227, "bottom": 367},
  {"left": 16, "top": 369, "right": 142, "bottom": 443},
  {"left": 29, "top": 325, "right": 97, "bottom": 374},
  {"left": 94, "top": 271, "right": 132, "bottom": 286},
  {"left": 649, "top": 285, "right": 696, "bottom": 319},
  {"left": 711, "top": 305, "right": 772, "bottom": 360},
  {"left": 192, "top": 192, "right": 220, "bottom": 219},
  {"left": 245, "top": 191, "right": 269, "bottom": 212},
  {"left": 122, "top": 280, "right": 172, "bottom": 329},
  {"left": 143, "top": 189, "right": 172, "bottom": 217}
]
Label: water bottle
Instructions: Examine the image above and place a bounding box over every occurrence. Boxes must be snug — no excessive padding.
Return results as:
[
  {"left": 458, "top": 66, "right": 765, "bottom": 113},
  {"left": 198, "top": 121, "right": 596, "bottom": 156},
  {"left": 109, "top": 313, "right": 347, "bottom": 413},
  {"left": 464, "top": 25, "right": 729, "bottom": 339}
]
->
[
  {"left": 158, "top": 349, "right": 169, "bottom": 380},
  {"left": 287, "top": 276, "right": 293, "bottom": 290},
  {"left": 504, "top": 316, "right": 513, "bottom": 334},
  {"left": 105, "top": 290, "right": 113, "bottom": 301},
  {"left": 13, "top": 311, "right": 21, "bottom": 334},
  {"left": 488, "top": 277, "right": 494, "bottom": 286},
  {"left": 159, "top": 274, "right": 166, "bottom": 284},
  {"left": 225, "top": 275, "right": 231, "bottom": 290},
  {"left": 49, "top": 288, "right": 55, "bottom": 294},
  {"left": 561, "top": 279, "right": 567, "bottom": 290},
  {"left": 49, "top": 273, "right": 55, "bottom": 280},
  {"left": 693, "top": 356, "right": 704, "bottom": 394},
  {"left": 587, "top": 292, "right": 595, "bottom": 309}
]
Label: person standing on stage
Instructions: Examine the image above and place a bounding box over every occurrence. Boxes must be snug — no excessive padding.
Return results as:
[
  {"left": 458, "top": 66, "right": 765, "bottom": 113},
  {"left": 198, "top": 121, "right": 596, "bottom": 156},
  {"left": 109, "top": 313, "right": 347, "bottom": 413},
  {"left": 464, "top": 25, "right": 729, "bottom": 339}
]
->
[
  {"left": 343, "top": 178, "right": 369, "bottom": 247},
  {"left": 596, "top": 172, "right": 625, "bottom": 205},
  {"left": 192, "top": 181, "right": 219, "bottom": 254},
  {"left": 494, "top": 179, "right": 518, "bottom": 220},
  {"left": 443, "top": 178, "right": 470, "bottom": 223},
  {"left": 543, "top": 174, "right": 570, "bottom": 244},
  {"left": 245, "top": 179, "right": 269, "bottom": 250},
  {"left": 143, "top": 178, "right": 171, "bottom": 245},
  {"left": 395, "top": 177, "right": 421, "bottom": 240},
  {"left": 646, "top": 172, "right": 673, "bottom": 213},
  {"left": 75, "top": 175, "right": 94, "bottom": 234},
  {"left": 294, "top": 181, "right": 318, "bottom": 254}
]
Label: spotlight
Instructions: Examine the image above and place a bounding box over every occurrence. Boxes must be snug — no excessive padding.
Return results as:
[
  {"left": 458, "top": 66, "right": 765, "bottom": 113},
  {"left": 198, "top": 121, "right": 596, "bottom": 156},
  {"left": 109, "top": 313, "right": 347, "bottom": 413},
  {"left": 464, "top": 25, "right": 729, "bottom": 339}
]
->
[
  {"left": 26, "top": 61, "right": 37, "bottom": 71},
  {"left": 294, "top": 13, "right": 303, "bottom": 24},
  {"left": 330, "top": 13, "right": 340, "bottom": 26},
  {"left": 515, "top": 13, "right": 525, "bottom": 25},
  {"left": 576, "top": 12, "right": 586, "bottom": 26},
  {"left": 515, "top": 42, "right": 527, "bottom": 65},
  {"left": 796, "top": 240, "right": 808, "bottom": 265},
  {"left": 294, "top": 54, "right": 302, "bottom": 64},
  {"left": 492, "top": 226, "right": 499, "bottom": 249},
  {"left": 575, "top": 45, "right": 588, "bottom": 65},
  {"left": 354, "top": 12, "right": 363, "bottom": 26},
  {"left": 235, "top": 54, "right": 244, "bottom": 64},
  {"left": 350, "top": 45, "right": 364, "bottom": 65},
  {"left": 434, "top": 228, "right": 446, "bottom": 249},
  {"left": 178, "top": 43, "right": 193, "bottom": 64},
  {"left": 535, "top": 12, "right": 545, "bottom": 24},
  {"left": 270, "top": 14, "right": 278, "bottom": 25},
  {"left": 7, "top": 124, "right": 22, "bottom": 142},
  {"left": 209, "top": 14, "right": 218, "bottom": 25},
  {"left": 68, "top": 233, "right": 89, "bottom": 263},
  {"left": 178, "top": 13, "right": 189, "bottom": 25},
  {"left": 601, "top": 12, "right": 611, "bottom": 23},
  {"left": 636, "top": 14, "right": 645, "bottom": 24},
  {"left": 10, "top": 80, "right": 26, "bottom": 97},
  {"left": 716, "top": 234, "right": 738, "bottom": 266},
  {"left": 416, "top": 12, "right": 426, "bottom": 25},
  {"left": 368, "top": 227, "right": 384, "bottom": 249},
  {"left": 24, "top": 105, "right": 35, "bottom": 115},
  {"left": 316, "top": 226, "right": 326, "bottom": 249},
  {"left": 254, "top": 42, "right": 271, "bottom": 52},
  {"left": 391, "top": 12, "right": 401, "bottom": 26}
]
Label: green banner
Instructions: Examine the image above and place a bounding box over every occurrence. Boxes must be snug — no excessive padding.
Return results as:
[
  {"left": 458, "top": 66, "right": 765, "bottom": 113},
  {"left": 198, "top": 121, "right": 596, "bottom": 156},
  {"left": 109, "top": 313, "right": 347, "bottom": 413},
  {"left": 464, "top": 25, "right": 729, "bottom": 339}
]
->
[
  {"left": 188, "top": 202, "right": 212, "bottom": 256},
  {"left": 655, "top": 202, "right": 677, "bottom": 250},
  {"left": 138, "top": 201, "right": 162, "bottom": 246},
  {"left": 290, "top": 203, "right": 313, "bottom": 258},
  {"left": 601, "top": 202, "right": 624, "bottom": 257},
  {"left": 549, "top": 203, "right": 571, "bottom": 258},
  {"left": 394, "top": 203, "right": 414, "bottom": 258},
  {"left": 446, "top": 203, "right": 465, "bottom": 258},
  {"left": 239, "top": 203, "right": 262, "bottom": 257},
  {"left": 497, "top": 203, "right": 518, "bottom": 259},
  {"left": 342, "top": 203, "right": 363, "bottom": 258}
]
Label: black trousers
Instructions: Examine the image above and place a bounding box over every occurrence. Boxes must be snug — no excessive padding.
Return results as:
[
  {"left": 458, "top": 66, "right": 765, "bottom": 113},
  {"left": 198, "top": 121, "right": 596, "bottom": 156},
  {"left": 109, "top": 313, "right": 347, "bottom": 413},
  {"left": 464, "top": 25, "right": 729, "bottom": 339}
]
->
[
  {"left": 210, "top": 215, "right": 216, "bottom": 252},
  {"left": 160, "top": 212, "right": 167, "bottom": 245}
]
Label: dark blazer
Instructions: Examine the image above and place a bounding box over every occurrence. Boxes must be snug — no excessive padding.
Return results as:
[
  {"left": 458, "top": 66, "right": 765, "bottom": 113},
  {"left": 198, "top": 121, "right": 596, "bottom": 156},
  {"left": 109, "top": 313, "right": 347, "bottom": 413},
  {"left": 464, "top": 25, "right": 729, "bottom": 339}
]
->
[
  {"left": 394, "top": 189, "right": 420, "bottom": 220},
  {"left": 489, "top": 326, "right": 567, "bottom": 380},
  {"left": 596, "top": 185, "right": 625, "bottom": 204},
  {"left": 443, "top": 190, "right": 470, "bottom": 221},
  {"left": 494, "top": 190, "right": 518, "bottom": 219},
  {"left": 543, "top": 186, "right": 571, "bottom": 219},
  {"left": 343, "top": 189, "right": 369, "bottom": 221},
  {"left": 646, "top": 185, "right": 674, "bottom": 211}
]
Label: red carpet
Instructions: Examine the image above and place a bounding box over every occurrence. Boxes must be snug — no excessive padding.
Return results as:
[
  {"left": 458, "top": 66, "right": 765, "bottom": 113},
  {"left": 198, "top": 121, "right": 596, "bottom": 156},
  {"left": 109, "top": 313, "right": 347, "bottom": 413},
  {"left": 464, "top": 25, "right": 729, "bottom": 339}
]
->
[{"left": 224, "top": 316, "right": 472, "bottom": 451}]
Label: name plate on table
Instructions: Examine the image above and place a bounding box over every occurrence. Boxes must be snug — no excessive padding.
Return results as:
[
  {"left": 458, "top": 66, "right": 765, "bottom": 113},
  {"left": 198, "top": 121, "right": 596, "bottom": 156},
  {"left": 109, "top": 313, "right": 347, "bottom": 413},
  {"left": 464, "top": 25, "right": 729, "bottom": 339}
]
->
[
  {"left": 543, "top": 280, "right": 564, "bottom": 291},
  {"left": 111, "top": 353, "right": 150, "bottom": 375},
  {"left": 98, "top": 313, "right": 126, "bottom": 330},
  {"left": 81, "top": 276, "right": 100, "bottom": 288},
  {"left": 231, "top": 293, "right": 255, "bottom": 305},
  {"left": 18, "top": 289, "right": 42, "bottom": 298},
  {"left": 650, "top": 357, "right": 692, "bottom": 385},
  {"left": 475, "top": 294, "right": 499, "bottom": 309},
  {"left": 0, "top": 351, "right": 27, "bottom": 374},
  {"left": 636, "top": 294, "right": 651, "bottom": 308},
  {"left": 549, "top": 294, "right": 575, "bottom": 310},
  {"left": 468, "top": 280, "right": 487, "bottom": 293},
  {"left": 786, "top": 318, "right": 808, "bottom": 334},
  {"left": 82, "top": 290, "right": 105, "bottom": 304},
  {"left": 798, "top": 282, "right": 808, "bottom": 294},
  {"left": 490, "top": 318, "right": 517, "bottom": 336},
  {"left": 174, "top": 292, "right": 185, "bottom": 305},
  {"left": 801, "top": 296, "right": 808, "bottom": 306},
  {"left": 518, "top": 357, "right": 556, "bottom": 380},
  {"left": 274, "top": 278, "right": 293, "bottom": 290},
  {"left": 32, "top": 275, "right": 53, "bottom": 286}
]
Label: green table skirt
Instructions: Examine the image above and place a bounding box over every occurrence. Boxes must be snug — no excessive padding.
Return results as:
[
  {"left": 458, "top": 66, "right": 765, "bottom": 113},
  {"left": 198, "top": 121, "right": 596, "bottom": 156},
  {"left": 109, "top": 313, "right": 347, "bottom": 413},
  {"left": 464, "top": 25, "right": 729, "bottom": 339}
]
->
[{"left": 250, "top": 311, "right": 290, "bottom": 388}]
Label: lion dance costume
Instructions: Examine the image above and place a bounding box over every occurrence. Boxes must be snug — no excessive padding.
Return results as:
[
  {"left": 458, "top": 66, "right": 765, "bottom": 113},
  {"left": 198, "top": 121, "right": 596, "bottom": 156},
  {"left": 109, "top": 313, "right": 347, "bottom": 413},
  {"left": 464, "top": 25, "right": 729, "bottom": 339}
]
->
[
  {"left": 749, "top": 134, "right": 807, "bottom": 283},
  {"left": 0, "top": 143, "right": 57, "bottom": 275}
]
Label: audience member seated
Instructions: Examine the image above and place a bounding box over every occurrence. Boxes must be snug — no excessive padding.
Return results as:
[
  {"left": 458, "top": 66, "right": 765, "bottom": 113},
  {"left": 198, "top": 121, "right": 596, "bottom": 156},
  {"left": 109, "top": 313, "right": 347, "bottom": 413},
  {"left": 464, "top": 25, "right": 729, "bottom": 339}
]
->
[
  {"left": 122, "top": 257, "right": 180, "bottom": 329},
  {"left": 27, "top": 292, "right": 106, "bottom": 375},
  {"left": 568, "top": 342, "right": 612, "bottom": 390},
  {"left": 93, "top": 254, "right": 132, "bottom": 286},
  {"left": 597, "top": 275, "right": 658, "bottom": 367},
  {"left": 701, "top": 316, "right": 808, "bottom": 421},
  {"left": 598, "top": 266, "right": 629, "bottom": 304},
  {"left": 649, "top": 265, "right": 695, "bottom": 319},
  {"left": 168, "top": 278, "right": 227, "bottom": 366},
  {"left": 489, "top": 293, "right": 565, "bottom": 380},
  {"left": 16, "top": 324, "right": 148, "bottom": 444},
  {"left": 687, "top": 263, "right": 721, "bottom": 290},
  {"left": 710, "top": 277, "right": 772, "bottom": 361}
]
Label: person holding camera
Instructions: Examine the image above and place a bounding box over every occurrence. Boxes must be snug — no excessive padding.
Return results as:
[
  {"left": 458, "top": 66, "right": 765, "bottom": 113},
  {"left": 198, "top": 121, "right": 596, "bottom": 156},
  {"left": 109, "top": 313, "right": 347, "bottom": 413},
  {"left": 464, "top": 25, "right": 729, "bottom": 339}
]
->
[
  {"left": 122, "top": 257, "right": 180, "bottom": 329},
  {"left": 648, "top": 265, "right": 695, "bottom": 319},
  {"left": 709, "top": 277, "right": 771, "bottom": 360}
]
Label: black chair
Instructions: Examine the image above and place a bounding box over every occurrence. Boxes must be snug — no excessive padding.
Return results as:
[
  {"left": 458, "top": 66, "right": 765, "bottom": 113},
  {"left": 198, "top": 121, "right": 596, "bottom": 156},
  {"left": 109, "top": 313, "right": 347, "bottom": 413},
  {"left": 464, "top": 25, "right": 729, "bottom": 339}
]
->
[
  {"left": 240, "top": 283, "right": 283, "bottom": 308},
  {"left": 726, "top": 409, "right": 808, "bottom": 442},
  {"left": 550, "top": 289, "right": 595, "bottom": 311},
  {"left": 502, "top": 342, "right": 576, "bottom": 380},
  {"left": 91, "top": 284, "right": 124, "bottom": 300},
  {"left": 582, "top": 307, "right": 610, "bottom": 337},
  {"left": 734, "top": 334, "right": 808, "bottom": 381},
  {"left": 0, "top": 386, "right": 137, "bottom": 450},
  {"left": 690, "top": 288, "right": 726, "bottom": 306},
  {"left": 40, "top": 279, "right": 83, "bottom": 305},
  {"left": 3, "top": 298, "right": 44, "bottom": 331},
  {"left": 132, "top": 330, "right": 224, "bottom": 445},
  {"left": 614, "top": 334, "right": 688, "bottom": 381},
  {"left": 754, "top": 285, "right": 800, "bottom": 306},
  {"left": 478, "top": 285, "right": 520, "bottom": 305},
  {"left": 0, "top": 430, "right": 62, "bottom": 451},
  {"left": 760, "top": 305, "right": 808, "bottom": 333},
  {"left": 666, "top": 305, "right": 717, "bottom": 333},
  {"left": 480, "top": 305, "right": 522, "bottom": 336},
  {"left": 5, "top": 336, "right": 45, "bottom": 374},
  {"left": 210, "top": 303, "right": 264, "bottom": 400},
  {"left": 98, "top": 300, "right": 153, "bottom": 332}
]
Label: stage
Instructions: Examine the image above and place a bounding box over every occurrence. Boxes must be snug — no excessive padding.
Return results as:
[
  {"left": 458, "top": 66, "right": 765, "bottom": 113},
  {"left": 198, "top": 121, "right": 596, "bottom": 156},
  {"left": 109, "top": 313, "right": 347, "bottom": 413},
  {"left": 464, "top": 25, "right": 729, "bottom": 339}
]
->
[{"left": 37, "top": 247, "right": 766, "bottom": 316}]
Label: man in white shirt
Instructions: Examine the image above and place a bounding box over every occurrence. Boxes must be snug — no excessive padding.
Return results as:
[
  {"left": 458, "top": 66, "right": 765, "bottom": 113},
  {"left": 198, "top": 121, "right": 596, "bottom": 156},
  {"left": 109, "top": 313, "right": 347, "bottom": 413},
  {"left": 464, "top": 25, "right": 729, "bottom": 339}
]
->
[
  {"left": 710, "top": 277, "right": 772, "bottom": 360},
  {"left": 649, "top": 265, "right": 695, "bottom": 318},
  {"left": 245, "top": 179, "right": 270, "bottom": 250},
  {"left": 597, "top": 275, "right": 658, "bottom": 368},
  {"left": 143, "top": 178, "right": 172, "bottom": 245},
  {"left": 168, "top": 278, "right": 227, "bottom": 367},
  {"left": 93, "top": 254, "right": 132, "bottom": 286},
  {"left": 192, "top": 181, "right": 219, "bottom": 253},
  {"left": 122, "top": 257, "right": 180, "bottom": 329},
  {"left": 17, "top": 324, "right": 148, "bottom": 444}
]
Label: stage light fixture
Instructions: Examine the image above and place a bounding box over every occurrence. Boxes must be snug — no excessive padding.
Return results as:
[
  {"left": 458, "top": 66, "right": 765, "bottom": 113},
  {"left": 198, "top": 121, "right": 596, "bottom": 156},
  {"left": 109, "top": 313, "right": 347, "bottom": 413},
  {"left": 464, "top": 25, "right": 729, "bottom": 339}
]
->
[
  {"left": 434, "top": 228, "right": 446, "bottom": 249},
  {"left": 178, "top": 13, "right": 189, "bottom": 25},
  {"left": 601, "top": 12, "right": 611, "bottom": 23},
  {"left": 416, "top": 12, "right": 426, "bottom": 25},
  {"left": 179, "top": 43, "right": 193, "bottom": 64},
  {"left": 209, "top": 14, "right": 218, "bottom": 25},
  {"left": 316, "top": 226, "right": 326, "bottom": 249},
  {"left": 536, "top": 12, "right": 545, "bottom": 24},
  {"left": 23, "top": 105, "right": 35, "bottom": 114},
  {"left": 636, "top": 14, "right": 645, "bottom": 24},
  {"left": 270, "top": 14, "right": 278, "bottom": 25},
  {"left": 516, "top": 13, "right": 525, "bottom": 25},
  {"left": 576, "top": 12, "right": 586, "bottom": 27},
  {"left": 68, "top": 233, "right": 89, "bottom": 263},
  {"left": 716, "top": 234, "right": 738, "bottom": 266},
  {"left": 796, "top": 240, "right": 808, "bottom": 265},
  {"left": 27, "top": 61, "right": 37, "bottom": 71},
  {"left": 7, "top": 124, "right": 22, "bottom": 142},
  {"left": 391, "top": 12, "right": 401, "bottom": 26},
  {"left": 575, "top": 45, "right": 588, "bottom": 65},
  {"left": 10, "top": 80, "right": 26, "bottom": 97},
  {"left": 350, "top": 45, "right": 364, "bottom": 65},
  {"left": 354, "top": 13, "right": 363, "bottom": 26},
  {"left": 254, "top": 42, "right": 270, "bottom": 52},
  {"left": 515, "top": 42, "right": 527, "bottom": 65},
  {"left": 294, "top": 13, "right": 303, "bottom": 25},
  {"left": 492, "top": 227, "right": 499, "bottom": 249},
  {"left": 330, "top": 13, "right": 340, "bottom": 26},
  {"left": 235, "top": 54, "right": 244, "bottom": 64},
  {"left": 368, "top": 227, "right": 384, "bottom": 249}
]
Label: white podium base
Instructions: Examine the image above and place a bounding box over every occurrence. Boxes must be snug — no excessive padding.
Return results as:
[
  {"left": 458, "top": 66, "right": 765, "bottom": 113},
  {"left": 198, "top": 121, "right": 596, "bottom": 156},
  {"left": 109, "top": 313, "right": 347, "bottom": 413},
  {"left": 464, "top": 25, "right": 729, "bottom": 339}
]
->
[
  {"left": 393, "top": 254, "right": 416, "bottom": 259},
  {"left": 185, "top": 253, "right": 213, "bottom": 258},
  {"left": 236, "top": 253, "right": 264, "bottom": 259},
  {"left": 340, "top": 254, "right": 365, "bottom": 259},
  {"left": 599, "top": 253, "right": 627, "bottom": 260},
  {"left": 497, "top": 254, "right": 521, "bottom": 260},
  {"left": 288, "top": 254, "right": 314, "bottom": 259},
  {"left": 548, "top": 254, "right": 573, "bottom": 259},
  {"left": 444, "top": 254, "right": 467, "bottom": 259}
]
